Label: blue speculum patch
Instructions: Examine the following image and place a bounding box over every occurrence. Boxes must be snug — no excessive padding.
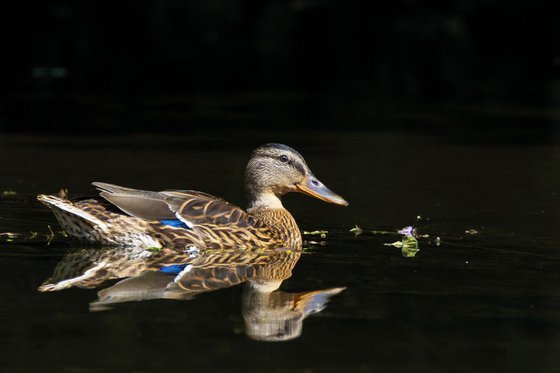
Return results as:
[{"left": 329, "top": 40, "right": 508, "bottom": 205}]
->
[
  {"left": 159, "top": 219, "right": 189, "bottom": 229},
  {"left": 159, "top": 264, "right": 188, "bottom": 274}
]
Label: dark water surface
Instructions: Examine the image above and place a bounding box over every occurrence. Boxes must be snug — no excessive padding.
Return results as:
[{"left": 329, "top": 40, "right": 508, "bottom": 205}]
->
[{"left": 1, "top": 129, "right": 560, "bottom": 372}]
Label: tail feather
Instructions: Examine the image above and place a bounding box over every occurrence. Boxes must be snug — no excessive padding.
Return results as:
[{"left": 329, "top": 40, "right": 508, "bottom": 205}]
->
[
  {"left": 37, "top": 194, "right": 163, "bottom": 247},
  {"left": 37, "top": 194, "right": 107, "bottom": 228}
]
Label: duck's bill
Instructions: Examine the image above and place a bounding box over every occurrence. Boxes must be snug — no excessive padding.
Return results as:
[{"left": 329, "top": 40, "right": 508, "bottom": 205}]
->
[{"left": 295, "top": 175, "right": 349, "bottom": 206}]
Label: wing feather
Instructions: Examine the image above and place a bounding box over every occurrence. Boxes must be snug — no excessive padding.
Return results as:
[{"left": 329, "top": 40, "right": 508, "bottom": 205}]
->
[
  {"left": 93, "top": 182, "right": 264, "bottom": 228},
  {"left": 99, "top": 192, "right": 176, "bottom": 221}
]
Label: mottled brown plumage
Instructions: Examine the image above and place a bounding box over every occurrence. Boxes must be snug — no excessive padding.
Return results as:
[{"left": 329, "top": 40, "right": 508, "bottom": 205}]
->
[{"left": 37, "top": 143, "right": 348, "bottom": 250}]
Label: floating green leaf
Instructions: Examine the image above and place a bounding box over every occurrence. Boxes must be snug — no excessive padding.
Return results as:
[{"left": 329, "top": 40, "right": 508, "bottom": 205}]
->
[
  {"left": 401, "top": 236, "right": 419, "bottom": 257},
  {"left": 384, "top": 236, "right": 420, "bottom": 257}
]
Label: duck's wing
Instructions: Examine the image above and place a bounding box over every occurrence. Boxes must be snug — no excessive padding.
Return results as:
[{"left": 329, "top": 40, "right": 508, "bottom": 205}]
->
[
  {"left": 162, "top": 190, "right": 264, "bottom": 228},
  {"left": 92, "top": 182, "right": 264, "bottom": 228},
  {"left": 92, "top": 182, "right": 176, "bottom": 221}
]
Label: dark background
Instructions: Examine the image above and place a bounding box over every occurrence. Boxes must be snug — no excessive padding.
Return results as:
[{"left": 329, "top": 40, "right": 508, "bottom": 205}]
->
[{"left": 1, "top": 0, "right": 559, "bottom": 134}]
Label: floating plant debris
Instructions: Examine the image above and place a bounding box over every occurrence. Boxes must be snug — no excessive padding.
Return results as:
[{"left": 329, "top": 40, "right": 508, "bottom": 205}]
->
[
  {"left": 384, "top": 236, "right": 419, "bottom": 257},
  {"left": 401, "top": 236, "right": 419, "bottom": 257},
  {"left": 398, "top": 226, "right": 415, "bottom": 237},
  {"left": 350, "top": 225, "right": 363, "bottom": 236},
  {"left": 303, "top": 230, "right": 328, "bottom": 238},
  {"left": 0, "top": 229, "right": 69, "bottom": 243},
  {"left": 384, "top": 241, "right": 404, "bottom": 248}
]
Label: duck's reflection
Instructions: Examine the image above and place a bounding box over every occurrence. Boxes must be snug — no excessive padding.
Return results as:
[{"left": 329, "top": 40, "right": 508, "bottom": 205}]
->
[
  {"left": 39, "top": 247, "right": 345, "bottom": 342},
  {"left": 243, "top": 281, "right": 344, "bottom": 341}
]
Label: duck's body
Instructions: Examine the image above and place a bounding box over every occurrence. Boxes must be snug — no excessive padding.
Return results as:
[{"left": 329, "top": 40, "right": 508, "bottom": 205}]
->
[
  {"left": 38, "top": 143, "right": 348, "bottom": 250},
  {"left": 38, "top": 191, "right": 302, "bottom": 249}
]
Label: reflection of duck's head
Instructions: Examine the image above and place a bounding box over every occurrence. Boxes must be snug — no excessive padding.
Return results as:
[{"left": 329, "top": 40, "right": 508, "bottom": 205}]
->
[
  {"left": 245, "top": 143, "right": 349, "bottom": 209},
  {"left": 242, "top": 280, "right": 345, "bottom": 342}
]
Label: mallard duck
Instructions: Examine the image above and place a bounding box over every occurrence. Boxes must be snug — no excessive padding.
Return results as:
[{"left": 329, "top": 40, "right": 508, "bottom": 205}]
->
[{"left": 37, "top": 143, "right": 348, "bottom": 250}]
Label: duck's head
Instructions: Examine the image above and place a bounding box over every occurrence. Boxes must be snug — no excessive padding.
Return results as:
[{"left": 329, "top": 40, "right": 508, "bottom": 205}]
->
[{"left": 245, "top": 143, "right": 349, "bottom": 209}]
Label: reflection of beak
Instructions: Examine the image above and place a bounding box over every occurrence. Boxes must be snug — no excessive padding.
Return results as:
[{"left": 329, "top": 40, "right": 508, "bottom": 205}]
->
[{"left": 295, "top": 174, "right": 349, "bottom": 206}]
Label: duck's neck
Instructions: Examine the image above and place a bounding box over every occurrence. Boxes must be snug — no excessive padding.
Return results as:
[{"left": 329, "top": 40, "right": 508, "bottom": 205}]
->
[
  {"left": 247, "top": 191, "right": 284, "bottom": 211},
  {"left": 246, "top": 196, "right": 302, "bottom": 250}
]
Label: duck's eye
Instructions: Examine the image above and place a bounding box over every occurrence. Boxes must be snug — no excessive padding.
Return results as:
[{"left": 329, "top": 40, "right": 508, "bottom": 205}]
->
[{"left": 279, "top": 155, "right": 289, "bottom": 163}]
